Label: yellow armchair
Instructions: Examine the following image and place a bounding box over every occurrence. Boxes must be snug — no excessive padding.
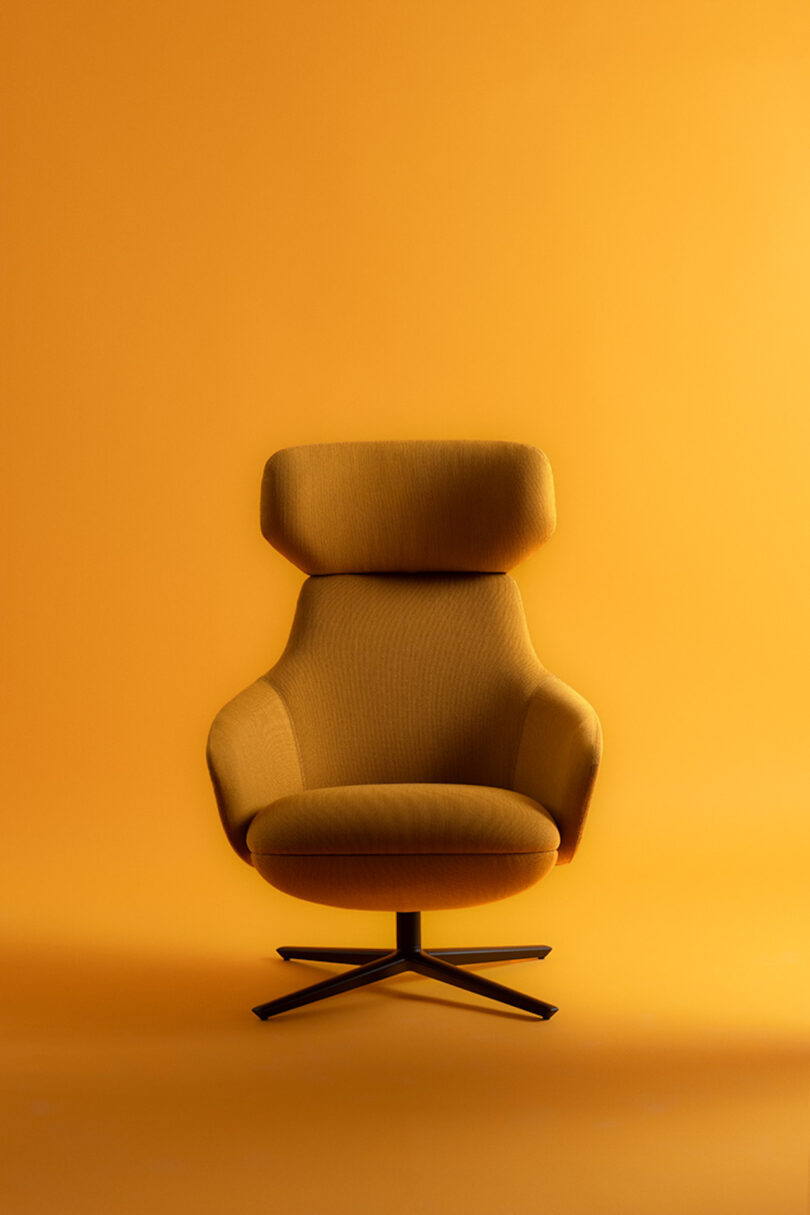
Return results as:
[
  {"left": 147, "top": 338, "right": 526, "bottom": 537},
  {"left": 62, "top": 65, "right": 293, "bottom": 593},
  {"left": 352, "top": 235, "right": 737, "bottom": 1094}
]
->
[{"left": 207, "top": 440, "right": 601, "bottom": 1020}]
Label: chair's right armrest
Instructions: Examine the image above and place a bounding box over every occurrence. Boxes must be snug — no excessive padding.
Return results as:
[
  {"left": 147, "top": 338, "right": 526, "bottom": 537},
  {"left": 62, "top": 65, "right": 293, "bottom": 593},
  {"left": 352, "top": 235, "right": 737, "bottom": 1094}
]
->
[
  {"left": 512, "top": 672, "right": 603, "bottom": 865},
  {"left": 206, "top": 677, "right": 304, "bottom": 864}
]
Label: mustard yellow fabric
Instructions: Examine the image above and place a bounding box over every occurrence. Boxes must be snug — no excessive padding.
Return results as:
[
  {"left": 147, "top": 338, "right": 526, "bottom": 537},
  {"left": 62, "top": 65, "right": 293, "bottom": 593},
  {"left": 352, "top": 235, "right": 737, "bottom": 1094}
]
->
[
  {"left": 265, "top": 574, "right": 543, "bottom": 791},
  {"left": 207, "top": 679, "right": 303, "bottom": 862},
  {"left": 513, "top": 673, "right": 602, "bottom": 864},
  {"left": 247, "top": 783, "right": 559, "bottom": 912},
  {"left": 260, "top": 440, "right": 556, "bottom": 574},
  {"left": 247, "top": 783, "right": 561, "bottom": 855},
  {"left": 207, "top": 439, "right": 602, "bottom": 912},
  {"left": 252, "top": 853, "right": 558, "bottom": 912}
]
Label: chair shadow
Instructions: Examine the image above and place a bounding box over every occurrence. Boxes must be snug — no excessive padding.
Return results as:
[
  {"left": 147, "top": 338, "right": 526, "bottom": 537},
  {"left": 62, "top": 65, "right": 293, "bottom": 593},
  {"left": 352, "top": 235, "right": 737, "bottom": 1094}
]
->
[{"left": 2, "top": 937, "right": 549, "bottom": 1035}]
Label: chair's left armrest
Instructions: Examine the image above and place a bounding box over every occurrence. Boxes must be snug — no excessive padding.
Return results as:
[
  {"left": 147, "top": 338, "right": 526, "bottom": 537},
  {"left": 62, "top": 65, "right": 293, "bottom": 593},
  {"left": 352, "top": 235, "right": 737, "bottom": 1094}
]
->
[
  {"left": 512, "top": 673, "right": 603, "bottom": 864},
  {"left": 206, "top": 676, "right": 304, "bottom": 864}
]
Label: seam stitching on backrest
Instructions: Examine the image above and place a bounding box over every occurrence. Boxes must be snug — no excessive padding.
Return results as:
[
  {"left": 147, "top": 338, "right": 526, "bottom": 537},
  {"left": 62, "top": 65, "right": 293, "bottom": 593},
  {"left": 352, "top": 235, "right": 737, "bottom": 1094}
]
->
[
  {"left": 509, "top": 672, "right": 551, "bottom": 791},
  {"left": 265, "top": 675, "right": 308, "bottom": 792}
]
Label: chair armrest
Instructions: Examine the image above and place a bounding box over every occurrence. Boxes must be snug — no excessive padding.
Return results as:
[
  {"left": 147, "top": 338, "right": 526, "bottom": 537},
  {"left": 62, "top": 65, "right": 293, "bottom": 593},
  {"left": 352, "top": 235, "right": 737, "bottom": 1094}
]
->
[
  {"left": 206, "top": 677, "right": 304, "bottom": 863},
  {"left": 512, "top": 673, "right": 603, "bottom": 864}
]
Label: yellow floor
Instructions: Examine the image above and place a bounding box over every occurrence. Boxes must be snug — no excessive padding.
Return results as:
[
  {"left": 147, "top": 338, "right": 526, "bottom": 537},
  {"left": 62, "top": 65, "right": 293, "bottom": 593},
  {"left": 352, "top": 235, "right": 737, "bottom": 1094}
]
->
[{"left": 4, "top": 862, "right": 807, "bottom": 1215}]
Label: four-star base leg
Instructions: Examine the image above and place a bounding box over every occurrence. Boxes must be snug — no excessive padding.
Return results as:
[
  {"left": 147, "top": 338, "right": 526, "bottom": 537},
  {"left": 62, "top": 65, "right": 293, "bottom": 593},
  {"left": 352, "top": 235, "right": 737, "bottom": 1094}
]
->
[{"left": 254, "top": 912, "right": 557, "bottom": 1021}]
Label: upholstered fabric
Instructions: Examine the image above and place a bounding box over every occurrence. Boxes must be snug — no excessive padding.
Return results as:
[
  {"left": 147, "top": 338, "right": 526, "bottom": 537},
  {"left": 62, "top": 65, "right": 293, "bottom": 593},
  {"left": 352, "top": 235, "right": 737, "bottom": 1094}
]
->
[
  {"left": 247, "top": 783, "right": 559, "bottom": 911},
  {"left": 208, "top": 573, "right": 600, "bottom": 867},
  {"left": 207, "top": 679, "right": 303, "bottom": 862},
  {"left": 247, "top": 783, "right": 561, "bottom": 855},
  {"left": 264, "top": 573, "right": 542, "bottom": 790},
  {"left": 260, "top": 440, "right": 556, "bottom": 574},
  {"left": 207, "top": 438, "right": 602, "bottom": 912},
  {"left": 252, "top": 853, "right": 558, "bottom": 912},
  {"left": 513, "top": 674, "right": 603, "bottom": 864}
]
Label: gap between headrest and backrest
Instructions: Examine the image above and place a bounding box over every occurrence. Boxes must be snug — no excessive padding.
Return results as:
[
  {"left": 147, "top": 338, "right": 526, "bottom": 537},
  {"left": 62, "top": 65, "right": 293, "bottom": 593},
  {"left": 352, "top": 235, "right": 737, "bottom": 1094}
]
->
[{"left": 260, "top": 440, "right": 556, "bottom": 574}]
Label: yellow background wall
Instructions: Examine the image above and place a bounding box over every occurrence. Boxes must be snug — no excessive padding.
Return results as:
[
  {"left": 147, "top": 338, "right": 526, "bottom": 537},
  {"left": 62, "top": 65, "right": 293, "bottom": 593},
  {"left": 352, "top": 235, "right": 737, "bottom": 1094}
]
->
[{"left": 3, "top": 4, "right": 808, "bottom": 1213}]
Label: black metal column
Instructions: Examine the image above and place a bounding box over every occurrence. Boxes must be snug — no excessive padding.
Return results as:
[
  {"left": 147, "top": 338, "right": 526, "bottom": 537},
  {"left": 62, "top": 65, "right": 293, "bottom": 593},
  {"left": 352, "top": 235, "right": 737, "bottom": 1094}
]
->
[{"left": 396, "top": 911, "right": 421, "bottom": 955}]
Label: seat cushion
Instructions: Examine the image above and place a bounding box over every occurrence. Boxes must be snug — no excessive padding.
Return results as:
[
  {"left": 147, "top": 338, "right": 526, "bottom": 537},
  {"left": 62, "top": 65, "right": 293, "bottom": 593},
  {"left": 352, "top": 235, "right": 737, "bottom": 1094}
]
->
[
  {"left": 246, "top": 784, "right": 560, "bottom": 912},
  {"left": 247, "top": 783, "right": 560, "bottom": 856}
]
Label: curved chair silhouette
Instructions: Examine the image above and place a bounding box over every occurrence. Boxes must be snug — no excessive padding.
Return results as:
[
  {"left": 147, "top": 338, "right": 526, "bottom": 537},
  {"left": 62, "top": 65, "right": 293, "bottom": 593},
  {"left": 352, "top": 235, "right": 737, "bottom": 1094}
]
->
[{"left": 207, "top": 440, "right": 602, "bottom": 1020}]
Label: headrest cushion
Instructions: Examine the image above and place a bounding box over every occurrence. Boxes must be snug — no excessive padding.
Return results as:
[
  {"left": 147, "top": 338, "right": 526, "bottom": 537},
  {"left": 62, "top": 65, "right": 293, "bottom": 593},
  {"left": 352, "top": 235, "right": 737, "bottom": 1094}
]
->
[{"left": 260, "top": 439, "right": 556, "bottom": 574}]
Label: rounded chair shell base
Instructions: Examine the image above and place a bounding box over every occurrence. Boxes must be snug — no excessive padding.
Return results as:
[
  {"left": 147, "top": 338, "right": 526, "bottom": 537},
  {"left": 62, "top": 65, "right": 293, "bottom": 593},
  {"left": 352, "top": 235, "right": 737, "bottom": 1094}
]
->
[{"left": 252, "top": 850, "right": 558, "bottom": 911}]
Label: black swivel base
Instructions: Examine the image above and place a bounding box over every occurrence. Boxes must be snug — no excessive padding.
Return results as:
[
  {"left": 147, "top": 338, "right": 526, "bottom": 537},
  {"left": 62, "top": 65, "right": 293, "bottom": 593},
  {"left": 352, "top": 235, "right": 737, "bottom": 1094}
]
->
[{"left": 252, "top": 911, "right": 557, "bottom": 1021}]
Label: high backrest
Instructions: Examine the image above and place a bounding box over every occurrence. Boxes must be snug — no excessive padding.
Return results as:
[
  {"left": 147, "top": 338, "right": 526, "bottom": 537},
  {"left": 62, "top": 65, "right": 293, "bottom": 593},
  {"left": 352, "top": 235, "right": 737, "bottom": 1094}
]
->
[{"left": 260, "top": 440, "right": 556, "bottom": 790}]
